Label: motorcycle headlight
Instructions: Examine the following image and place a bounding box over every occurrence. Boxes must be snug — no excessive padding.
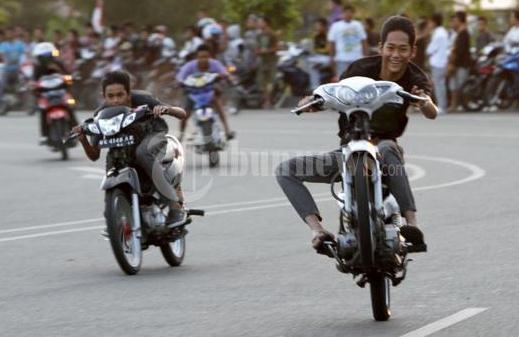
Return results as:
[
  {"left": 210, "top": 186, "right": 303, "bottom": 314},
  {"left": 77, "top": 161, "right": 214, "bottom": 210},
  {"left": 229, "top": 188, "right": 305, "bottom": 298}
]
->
[
  {"left": 87, "top": 123, "right": 101, "bottom": 135},
  {"left": 98, "top": 114, "right": 124, "bottom": 136},
  {"left": 324, "top": 86, "right": 356, "bottom": 105},
  {"left": 356, "top": 85, "right": 379, "bottom": 104},
  {"left": 122, "top": 112, "right": 136, "bottom": 128}
]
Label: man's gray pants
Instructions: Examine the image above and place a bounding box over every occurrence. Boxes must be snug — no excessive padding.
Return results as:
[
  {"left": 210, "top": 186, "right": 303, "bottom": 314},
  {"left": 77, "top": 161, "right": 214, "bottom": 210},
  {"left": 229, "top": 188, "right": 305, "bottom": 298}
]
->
[{"left": 275, "top": 140, "right": 416, "bottom": 221}]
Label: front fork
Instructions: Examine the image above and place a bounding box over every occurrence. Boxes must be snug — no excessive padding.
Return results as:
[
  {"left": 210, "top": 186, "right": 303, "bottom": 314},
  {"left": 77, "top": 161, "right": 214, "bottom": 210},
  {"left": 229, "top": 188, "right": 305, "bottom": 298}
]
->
[
  {"left": 131, "top": 193, "right": 142, "bottom": 253},
  {"left": 340, "top": 144, "right": 384, "bottom": 218}
]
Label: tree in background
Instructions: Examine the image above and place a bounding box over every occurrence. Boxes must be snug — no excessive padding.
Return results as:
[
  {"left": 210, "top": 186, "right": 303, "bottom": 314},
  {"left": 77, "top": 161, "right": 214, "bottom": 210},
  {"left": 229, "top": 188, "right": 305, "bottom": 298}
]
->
[
  {"left": 223, "top": 0, "right": 301, "bottom": 36},
  {"left": 0, "top": 0, "right": 21, "bottom": 25}
]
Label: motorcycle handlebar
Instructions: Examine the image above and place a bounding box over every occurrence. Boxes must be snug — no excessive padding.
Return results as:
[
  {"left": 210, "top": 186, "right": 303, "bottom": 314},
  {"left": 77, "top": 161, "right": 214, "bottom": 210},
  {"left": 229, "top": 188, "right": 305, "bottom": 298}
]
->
[
  {"left": 397, "top": 90, "right": 428, "bottom": 104},
  {"left": 290, "top": 97, "right": 325, "bottom": 115}
]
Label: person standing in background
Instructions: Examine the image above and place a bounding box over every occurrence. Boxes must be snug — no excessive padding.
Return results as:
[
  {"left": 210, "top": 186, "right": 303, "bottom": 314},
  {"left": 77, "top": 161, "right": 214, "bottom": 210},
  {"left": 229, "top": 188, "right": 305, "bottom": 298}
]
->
[
  {"left": 306, "top": 18, "right": 330, "bottom": 89},
  {"left": 447, "top": 11, "right": 471, "bottom": 112},
  {"left": 426, "top": 13, "right": 449, "bottom": 115},
  {"left": 504, "top": 10, "right": 519, "bottom": 52},
  {"left": 364, "top": 17, "right": 380, "bottom": 55},
  {"left": 327, "top": 0, "right": 344, "bottom": 25},
  {"left": 414, "top": 18, "right": 430, "bottom": 71},
  {"left": 327, "top": 4, "right": 367, "bottom": 79},
  {"left": 255, "top": 16, "right": 278, "bottom": 109},
  {"left": 475, "top": 16, "right": 494, "bottom": 54}
]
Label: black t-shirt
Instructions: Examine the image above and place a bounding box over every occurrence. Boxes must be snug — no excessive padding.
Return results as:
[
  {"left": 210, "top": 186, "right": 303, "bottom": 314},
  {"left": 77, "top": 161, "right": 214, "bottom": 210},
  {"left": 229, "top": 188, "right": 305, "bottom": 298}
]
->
[
  {"left": 91, "top": 90, "right": 168, "bottom": 146},
  {"left": 33, "top": 59, "right": 67, "bottom": 80},
  {"left": 452, "top": 29, "right": 471, "bottom": 68},
  {"left": 337, "top": 56, "right": 433, "bottom": 142}
]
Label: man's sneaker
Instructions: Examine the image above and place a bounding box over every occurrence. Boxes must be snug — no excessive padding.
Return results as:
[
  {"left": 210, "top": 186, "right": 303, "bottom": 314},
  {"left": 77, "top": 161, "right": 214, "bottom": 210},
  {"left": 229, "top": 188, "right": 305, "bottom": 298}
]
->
[
  {"left": 400, "top": 225, "right": 427, "bottom": 252},
  {"left": 166, "top": 208, "right": 187, "bottom": 228}
]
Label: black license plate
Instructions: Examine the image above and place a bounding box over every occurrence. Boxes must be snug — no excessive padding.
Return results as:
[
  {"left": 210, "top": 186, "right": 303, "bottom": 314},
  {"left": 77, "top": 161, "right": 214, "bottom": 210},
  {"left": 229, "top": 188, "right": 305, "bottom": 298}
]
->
[{"left": 99, "top": 135, "right": 136, "bottom": 149}]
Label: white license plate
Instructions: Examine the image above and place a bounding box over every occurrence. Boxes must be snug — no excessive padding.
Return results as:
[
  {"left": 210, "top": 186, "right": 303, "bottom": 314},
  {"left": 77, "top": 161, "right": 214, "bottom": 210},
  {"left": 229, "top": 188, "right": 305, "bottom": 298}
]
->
[{"left": 99, "top": 135, "right": 135, "bottom": 148}]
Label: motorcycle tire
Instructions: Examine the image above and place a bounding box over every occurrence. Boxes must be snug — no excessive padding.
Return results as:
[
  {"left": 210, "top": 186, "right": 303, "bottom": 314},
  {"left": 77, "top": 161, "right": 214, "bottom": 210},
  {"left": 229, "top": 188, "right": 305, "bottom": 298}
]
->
[
  {"left": 369, "top": 271, "right": 391, "bottom": 321},
  {"left": 160, "top": 236, "right": 186, "bottom": 267},
  {"left": 49, "top": 118, "right": 69, "bottom": 160},
  {"left": 209, "top": 151, "right": 219, "bottom": 168},
  {"left": 353, "top": 152, "right": 375, "bottom": 267},
  {"left": 487, "top": 74, "right": 514, "bottom": 110},
  {"left": 105, "top": 188, "right": 142, "bottom": 275},
  {"left": 460, "top": 77, "right": 486, "bottom": 112}
]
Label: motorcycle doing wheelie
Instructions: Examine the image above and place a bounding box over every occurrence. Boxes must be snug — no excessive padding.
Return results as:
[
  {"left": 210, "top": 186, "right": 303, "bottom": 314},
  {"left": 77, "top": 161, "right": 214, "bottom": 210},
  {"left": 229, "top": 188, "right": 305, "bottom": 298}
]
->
[
  {"left": 292, "top": 76, "right": 427, "bottom": 321},
  {"left": 181, "top": 72, "right": 226, "bottom": 167},
  {"left": 66, "top": 105, "right": 204, "bottom": 275},
  {"left": 37, "top": 73, "right": 77, "bottom": 160}
]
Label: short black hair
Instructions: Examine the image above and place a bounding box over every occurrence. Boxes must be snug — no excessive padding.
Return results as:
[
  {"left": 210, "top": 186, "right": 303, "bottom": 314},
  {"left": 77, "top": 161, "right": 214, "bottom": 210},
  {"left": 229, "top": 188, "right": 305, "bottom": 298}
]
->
[
  {"left": 431, "top": 13, "right": 443, "bottom": 27},
  {"left": 102, "top": 70, "right": 131, "bottom": 95},
  {"left": 331, "top": 0, "right": 342, "bottom": 5},
  {"left": 453, "top": 11, "right": 466, "bottom": 23},
  {"left": 196, "top": 44, "right": 212, "bottom": 54},
  {"left": 513, "top": 10, "right": 519, "bottom": 21},
  {"left": 380, "top": 15, "right": 416, "bottom": 46}
]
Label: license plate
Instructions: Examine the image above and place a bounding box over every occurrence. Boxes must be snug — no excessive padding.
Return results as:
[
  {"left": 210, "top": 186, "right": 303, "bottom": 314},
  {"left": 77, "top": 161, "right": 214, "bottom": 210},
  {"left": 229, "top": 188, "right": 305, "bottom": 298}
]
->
[{"left": 99, "top": 135, "right": 135, "bottom": 148}]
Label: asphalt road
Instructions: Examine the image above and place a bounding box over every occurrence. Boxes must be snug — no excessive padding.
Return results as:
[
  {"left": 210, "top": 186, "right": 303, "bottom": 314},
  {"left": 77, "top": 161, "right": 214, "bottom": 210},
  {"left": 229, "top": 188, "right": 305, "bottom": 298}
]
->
[{"left": 0, "top": 109, "right": 518, "bottom": 337}]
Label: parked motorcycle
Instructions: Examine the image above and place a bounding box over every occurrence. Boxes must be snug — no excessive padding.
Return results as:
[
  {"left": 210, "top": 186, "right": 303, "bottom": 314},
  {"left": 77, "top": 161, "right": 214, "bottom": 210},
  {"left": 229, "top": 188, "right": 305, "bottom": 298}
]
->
[
  {"left": 0, "top": 60, "right": 35, "bottom": 116},
  {"left": 292, "top": 76, "right": 427, "bottom": 321},
  {"left": 460, "top": 42, "right": 503, "bottom": 112},
  {"left": 66, "top": 105, "right": 204, "bottom": 275},
  {"left": 485, "top": 46, "right": 519, "bottom": 110},
  {"left": 36, "top": 73, "right": 77, "bottom": 160},
  {"left": 181, "top": 72, "right": 226, "bottom": 167}
]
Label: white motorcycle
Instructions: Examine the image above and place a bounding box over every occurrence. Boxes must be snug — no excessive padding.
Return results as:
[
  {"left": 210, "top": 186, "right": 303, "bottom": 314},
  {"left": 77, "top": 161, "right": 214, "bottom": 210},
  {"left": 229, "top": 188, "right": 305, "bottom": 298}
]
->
[{"left": 292, "top": 76, "right": 427, "bottom": 321}]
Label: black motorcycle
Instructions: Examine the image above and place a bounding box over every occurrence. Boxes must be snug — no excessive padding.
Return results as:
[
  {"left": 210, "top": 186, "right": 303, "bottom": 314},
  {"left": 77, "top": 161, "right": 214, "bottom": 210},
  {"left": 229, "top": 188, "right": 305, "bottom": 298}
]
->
[{"left": 67, "top": 105, "right": 204, "bottom": 275}]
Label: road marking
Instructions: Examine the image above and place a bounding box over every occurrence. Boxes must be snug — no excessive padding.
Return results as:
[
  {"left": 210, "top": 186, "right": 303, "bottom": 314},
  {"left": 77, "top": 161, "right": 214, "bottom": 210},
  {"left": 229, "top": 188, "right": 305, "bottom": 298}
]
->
[
  {"left": 399, "top": 307, "right": 488, "bottom": 337},
  {"left": 0, "top": 225, "right": 104, "bottom": 242},
  {"left": 0, "top": 155, "right": 484, "bottom": 243},
  {"left": 0, "top": 218, "right": 104, "bottom": 234},
  {"left": 69, "top": 166, "right": 105, "bottom": 174},
  {"left": 408, "top": 155, "right": 486, "bottom": 191}
]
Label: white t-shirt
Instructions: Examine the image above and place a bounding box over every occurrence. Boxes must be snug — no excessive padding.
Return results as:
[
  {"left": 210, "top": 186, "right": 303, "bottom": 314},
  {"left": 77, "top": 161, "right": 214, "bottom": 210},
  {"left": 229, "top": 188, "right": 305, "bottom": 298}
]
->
[
  {"left": 426, "top": 26, "right": 449, "bottom": 68},
  {"left": 327, "top": 19, "right": 366, "bottom": 62},
  {"left": 504, "top": 26, "right": 519, "bottom": 52}
]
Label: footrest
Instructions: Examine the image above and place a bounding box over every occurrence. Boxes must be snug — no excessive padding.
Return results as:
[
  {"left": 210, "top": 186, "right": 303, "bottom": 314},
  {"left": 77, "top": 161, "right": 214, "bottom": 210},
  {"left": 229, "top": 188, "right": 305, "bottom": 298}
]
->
[
  {"left": 187, "top": 209, "right": 205, "bottom": 216},
  {"left": 406, "top": 243, "right": 427, "bottom": 253}
]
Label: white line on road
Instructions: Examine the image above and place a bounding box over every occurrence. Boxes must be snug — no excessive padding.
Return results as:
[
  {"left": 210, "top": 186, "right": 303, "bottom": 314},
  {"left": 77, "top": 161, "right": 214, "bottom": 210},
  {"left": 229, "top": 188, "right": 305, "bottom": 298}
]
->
[
  {"left": 0, "top": 225, "right": 104, "bottom": 243},
  {"left": 399, "top": 307, "right": 488, "bottom": 337},
  {"left": 0, "top": 155, "right": 484, "bottom": 243}
]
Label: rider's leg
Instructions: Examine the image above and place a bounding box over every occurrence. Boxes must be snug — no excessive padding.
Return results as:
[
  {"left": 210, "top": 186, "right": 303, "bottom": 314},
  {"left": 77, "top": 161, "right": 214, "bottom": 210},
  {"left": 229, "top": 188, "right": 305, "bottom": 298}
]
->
[
  {"left": 212, "top": 91, "right": 234, "bottom": 139},
  {"left": 378, "top": 140, "right": 425, "bottom": 245},
  {"left": 276, "top": 150, "right": 341, "bottom": 251},
  {"left": 179, "top": 97, "right": 193, "bottom": 142}
]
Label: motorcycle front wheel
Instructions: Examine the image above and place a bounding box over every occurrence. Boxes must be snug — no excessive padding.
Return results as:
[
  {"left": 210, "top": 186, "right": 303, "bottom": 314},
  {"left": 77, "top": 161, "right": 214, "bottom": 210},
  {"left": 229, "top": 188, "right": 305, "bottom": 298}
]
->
[
  {"left": 369, "top": 272, "right": 391, "bottom": 321},
  {"left": 49, "top": 118, "right": 69, "bottom": 160},
  {"left": 105, "top": 188, "right": 142, "bottom": 275},
  {"left": 486, "top": 73, "right": 515, "bottom": 110}
]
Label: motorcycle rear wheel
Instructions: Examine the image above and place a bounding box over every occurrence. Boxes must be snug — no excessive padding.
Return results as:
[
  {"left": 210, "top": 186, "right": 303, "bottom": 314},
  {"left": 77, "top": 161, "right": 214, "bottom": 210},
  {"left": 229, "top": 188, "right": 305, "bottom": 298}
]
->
[
  {"left": 105, "top": 188, "right": 142, "bottom": 275},
  {"left": 160, "top": 237, "right": 186, "bottom": 267}
]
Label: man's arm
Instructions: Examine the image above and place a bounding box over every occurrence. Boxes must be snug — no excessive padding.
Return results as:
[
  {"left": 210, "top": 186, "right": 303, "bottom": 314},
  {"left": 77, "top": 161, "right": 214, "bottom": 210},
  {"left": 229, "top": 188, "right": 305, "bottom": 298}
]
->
[{"left": 72, "top": 125, "right": 101, "bottom": 161}]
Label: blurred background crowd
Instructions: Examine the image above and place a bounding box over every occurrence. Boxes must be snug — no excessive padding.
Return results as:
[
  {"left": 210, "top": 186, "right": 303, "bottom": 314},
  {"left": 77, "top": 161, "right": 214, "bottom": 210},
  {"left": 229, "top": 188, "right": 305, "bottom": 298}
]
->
[{"left": 0, "top": 0, "right": 519, "bottom": 115}]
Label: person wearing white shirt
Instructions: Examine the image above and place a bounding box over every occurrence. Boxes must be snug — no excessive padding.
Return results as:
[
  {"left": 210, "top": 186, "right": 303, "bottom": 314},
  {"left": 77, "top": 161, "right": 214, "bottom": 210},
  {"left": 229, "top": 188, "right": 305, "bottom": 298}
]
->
[
  {"left": 426, "top": 13, "right": 449, "bottom": 114},
  {"left": 504, "top": 10, "right": 519, "bottom": 53},
  {"left": 327, "top": 4, "right": 367, "bottom": 78}
]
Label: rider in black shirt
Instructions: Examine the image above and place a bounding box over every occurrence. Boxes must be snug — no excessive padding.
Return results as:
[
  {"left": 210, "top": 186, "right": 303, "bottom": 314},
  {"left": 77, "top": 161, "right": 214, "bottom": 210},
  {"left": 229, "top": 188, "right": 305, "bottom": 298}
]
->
[
  {"left": 276, "top": 16, "right": 438, "bottom": 254},
  {"left": 73, "top": 71, "right": 188, "bottom": 225}
]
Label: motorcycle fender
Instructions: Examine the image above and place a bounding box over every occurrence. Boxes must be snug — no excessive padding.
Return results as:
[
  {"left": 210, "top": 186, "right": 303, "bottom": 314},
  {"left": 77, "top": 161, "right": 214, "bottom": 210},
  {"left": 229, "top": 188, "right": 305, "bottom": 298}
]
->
[
  {"left": 101, "top": 167, "right": 142, "bottom": 194},
  {"left": 344, "top": 140, "right": 379, "bottom": 163},
  {"left": 47, "top": 108, "right": 68, "bottom": 121}
]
